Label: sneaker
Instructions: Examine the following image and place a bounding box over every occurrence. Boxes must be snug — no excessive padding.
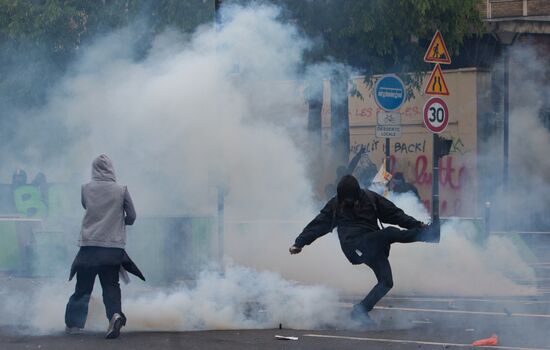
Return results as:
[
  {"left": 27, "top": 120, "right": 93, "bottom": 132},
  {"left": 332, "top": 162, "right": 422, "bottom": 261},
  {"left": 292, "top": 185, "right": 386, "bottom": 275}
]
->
[
  {"left": 422, "top": 220, "right": 441, "bottom": 243},
  {"left": 350, "top": 303, "right": 376, "bottom": 327},
  {"left": 105, "top": 313, "right": 123, "bottom": 339},
  {"left": 65, "top": 326, "right": 82, "bottom": 335}
]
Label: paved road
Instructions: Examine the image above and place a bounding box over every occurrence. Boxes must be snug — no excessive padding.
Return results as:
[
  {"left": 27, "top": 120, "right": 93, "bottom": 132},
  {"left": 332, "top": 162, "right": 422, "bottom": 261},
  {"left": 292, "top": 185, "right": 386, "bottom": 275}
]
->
[
  {"left": 2, "top": 293, "right": 549, "bottom": 350},
  {"left": 2, "top": 232, "right": 550, "bottom": 349}
]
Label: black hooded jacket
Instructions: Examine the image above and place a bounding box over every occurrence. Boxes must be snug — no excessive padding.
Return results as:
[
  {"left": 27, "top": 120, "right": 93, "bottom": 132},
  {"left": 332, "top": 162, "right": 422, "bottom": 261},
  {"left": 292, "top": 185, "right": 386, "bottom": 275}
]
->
[{"left": 294, "top": 189, "right": 423, "bottom": 263}]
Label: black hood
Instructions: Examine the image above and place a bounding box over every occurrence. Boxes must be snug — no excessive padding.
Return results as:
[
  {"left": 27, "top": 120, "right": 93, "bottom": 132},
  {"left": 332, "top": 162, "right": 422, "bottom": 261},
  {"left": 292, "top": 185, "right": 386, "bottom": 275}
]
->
[{"left": 337, "top": 175, "right": 361, "bottom": 202}]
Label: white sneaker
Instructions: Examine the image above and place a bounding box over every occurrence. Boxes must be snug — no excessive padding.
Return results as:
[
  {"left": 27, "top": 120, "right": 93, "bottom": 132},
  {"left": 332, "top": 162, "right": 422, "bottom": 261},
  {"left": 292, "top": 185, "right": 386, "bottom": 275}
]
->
[{"left": 105, "top": 313, "right": 123, "bottom": 339}]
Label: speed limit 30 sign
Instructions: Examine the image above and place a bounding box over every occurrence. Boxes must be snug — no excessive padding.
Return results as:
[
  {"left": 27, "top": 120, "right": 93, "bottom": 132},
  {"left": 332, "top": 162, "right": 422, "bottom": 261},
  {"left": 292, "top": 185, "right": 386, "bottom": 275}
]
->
[{"left": 423, "top": 97, "right": 449, "bottom": 133}]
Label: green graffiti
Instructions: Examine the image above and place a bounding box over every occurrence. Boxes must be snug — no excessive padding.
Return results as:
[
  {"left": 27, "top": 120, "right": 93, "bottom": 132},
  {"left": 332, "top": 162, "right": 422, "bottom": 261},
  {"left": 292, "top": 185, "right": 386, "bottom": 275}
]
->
[{"left": 13, "top": 185, "right": 47, "bottom": 218}]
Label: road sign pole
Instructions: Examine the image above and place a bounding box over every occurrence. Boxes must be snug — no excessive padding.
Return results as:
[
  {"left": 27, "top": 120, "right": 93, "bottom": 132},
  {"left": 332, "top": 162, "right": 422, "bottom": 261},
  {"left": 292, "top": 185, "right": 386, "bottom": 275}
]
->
[
  {"left": 374, "top": 76, "right": 405, "bottom": 168},
  {"left": 423, "top": 30, "right": 450, "bottom": 224},
  {"left": 385, "top": 138, "right": 390, "bottom": 173},
  {"left": 503, "top": 48, "right": 509, "bottom": 189},
  {"left": 432, "top": 134, "right": 439, "bottom": 223}
]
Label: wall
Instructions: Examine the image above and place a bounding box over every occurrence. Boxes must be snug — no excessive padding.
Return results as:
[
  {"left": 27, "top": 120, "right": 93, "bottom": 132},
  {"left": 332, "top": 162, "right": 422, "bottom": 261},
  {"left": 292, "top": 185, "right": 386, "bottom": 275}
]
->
[{"left": 348, "top": 69, "right": 484, "bottom": 217}]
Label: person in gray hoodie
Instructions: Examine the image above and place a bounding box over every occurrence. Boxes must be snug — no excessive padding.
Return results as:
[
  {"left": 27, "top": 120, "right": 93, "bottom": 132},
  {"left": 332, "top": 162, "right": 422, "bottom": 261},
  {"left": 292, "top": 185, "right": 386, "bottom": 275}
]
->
[{"left": 65, "top": 154, "right": 144, "bottom": 339}]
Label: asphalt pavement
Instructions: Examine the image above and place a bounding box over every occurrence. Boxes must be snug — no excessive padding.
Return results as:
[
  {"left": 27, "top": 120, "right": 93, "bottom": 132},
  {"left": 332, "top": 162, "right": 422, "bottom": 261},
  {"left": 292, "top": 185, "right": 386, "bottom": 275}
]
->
[
  {"left": 2, "top": 232, "right": 550, "bottom": 349},
  {"left": 2, "top": 292, "right": 549, "bottom": 350}
]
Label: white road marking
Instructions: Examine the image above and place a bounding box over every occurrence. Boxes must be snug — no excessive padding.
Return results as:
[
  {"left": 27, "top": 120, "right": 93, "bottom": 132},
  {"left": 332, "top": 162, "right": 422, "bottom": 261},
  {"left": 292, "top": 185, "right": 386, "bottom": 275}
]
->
[
  {"left": 338, "top": 302, "right": 550, "bottom": 319},
  {"left": 303, "top": 334, "right": 549, "bottom": 350},
  {"left": 373, "top": 306, "right": 550, "bottom": 319},
  {"left": 383, "top": 296, "right": 548, "bottom": 304},
  {"left": 411, "top": 319, "right": 432, "bottom": 324}
]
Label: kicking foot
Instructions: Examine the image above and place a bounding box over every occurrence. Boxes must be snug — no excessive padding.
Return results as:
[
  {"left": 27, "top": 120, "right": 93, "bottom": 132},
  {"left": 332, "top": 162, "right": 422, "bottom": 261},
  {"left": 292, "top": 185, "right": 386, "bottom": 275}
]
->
[
  {"left": 65, "top": 326, "right": 82, "bottom": 335},
  {"left": 105, "top": 313, "right": 123, "bottom": 339},
  {"left": 350, "top": 303, "right": 376, "bottom": 328},
  {"left": 422, "top": 220, "right": 441, "bottom": 243}
]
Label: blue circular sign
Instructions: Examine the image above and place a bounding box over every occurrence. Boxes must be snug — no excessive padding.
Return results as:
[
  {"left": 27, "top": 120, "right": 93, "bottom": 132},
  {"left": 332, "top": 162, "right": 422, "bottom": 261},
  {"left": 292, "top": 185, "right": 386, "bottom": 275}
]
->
[{"left": 374, "top": 75, "right": 406, "bottom": 111}]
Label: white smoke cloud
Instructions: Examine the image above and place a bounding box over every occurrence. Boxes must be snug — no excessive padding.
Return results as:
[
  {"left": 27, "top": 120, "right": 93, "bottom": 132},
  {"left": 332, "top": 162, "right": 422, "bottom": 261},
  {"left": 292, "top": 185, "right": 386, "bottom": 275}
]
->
[
  {"left": 1, "top": 4, "right": 316, "bottom": 220},
  {"left": 481, "top": 43, "right": 550, "bottom": 229},
  {"left": 0, "top": 3, "right": 541, "bottom": 336},
  {"left": 226, "top": 192, "right": 535, "bottom": 296},
  {"left": 4, "top": 266, "right": 341, "bottom": 334}
]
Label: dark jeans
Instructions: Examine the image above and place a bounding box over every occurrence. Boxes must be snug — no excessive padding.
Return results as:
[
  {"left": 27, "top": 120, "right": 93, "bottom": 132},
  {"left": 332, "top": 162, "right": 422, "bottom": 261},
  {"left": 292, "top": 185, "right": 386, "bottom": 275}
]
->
[
  {"left": 358, "top": 226, "right": 424, "bottom": 312},
  {"left": 65, "top": 265, "right": 126, "bottom": 328}
]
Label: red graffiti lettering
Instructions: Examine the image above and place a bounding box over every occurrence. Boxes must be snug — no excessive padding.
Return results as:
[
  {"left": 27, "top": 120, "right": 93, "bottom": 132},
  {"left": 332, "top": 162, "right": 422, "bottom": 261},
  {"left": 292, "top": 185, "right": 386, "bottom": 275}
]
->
[
  {"left": 414, "top": 155, "right": 432, "bottom": 185},
  {"left": 414, "top": 155, "right": 467, "bottom": 190},
  {"left": 354, "top": 107, "right": 374, "bottom": 118},
  {"left": 389, "top": 154, "right": 396, "bottom": 174}
]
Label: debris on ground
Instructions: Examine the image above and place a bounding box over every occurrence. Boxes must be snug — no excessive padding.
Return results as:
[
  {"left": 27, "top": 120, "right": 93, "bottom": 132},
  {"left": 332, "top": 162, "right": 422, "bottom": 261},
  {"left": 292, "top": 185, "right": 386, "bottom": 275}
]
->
[
  {"left": 275, "top": 335, "right": 299, "bottom": 341},
  {"left": 472, "top": 334, "right": 498, "bottom": 346}
]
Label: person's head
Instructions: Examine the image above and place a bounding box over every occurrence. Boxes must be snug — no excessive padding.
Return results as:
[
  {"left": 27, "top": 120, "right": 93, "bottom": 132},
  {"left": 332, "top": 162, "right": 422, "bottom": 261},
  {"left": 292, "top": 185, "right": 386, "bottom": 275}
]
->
[
  {"left": 91, "top": 154, "right": 116, "bottom": 182},
  {"left": 32, "top": 172, "right": 47, "bottom": 187},
  {"left": 337, "top": 175, "right": 361, "bottom": 208},
  {"left": 12, "top": 169, "right": 27, "bottom": 186}
]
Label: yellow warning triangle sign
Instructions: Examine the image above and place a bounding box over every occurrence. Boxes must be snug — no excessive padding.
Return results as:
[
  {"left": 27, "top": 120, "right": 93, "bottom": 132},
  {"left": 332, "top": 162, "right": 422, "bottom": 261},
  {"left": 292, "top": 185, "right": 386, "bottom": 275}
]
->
[
  {"left": 424, "top": 30, "right": 451, "bottom": 64},
  {"left": 424, "top": 64, "right": 450, "bottom": 96}
]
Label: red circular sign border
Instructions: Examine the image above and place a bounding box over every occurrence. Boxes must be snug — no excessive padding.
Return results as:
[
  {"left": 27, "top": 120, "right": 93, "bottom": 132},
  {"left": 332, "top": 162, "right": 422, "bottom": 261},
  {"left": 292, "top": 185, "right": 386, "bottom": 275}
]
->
[{"left": 423, "top": 97, "right": 449, "bottom": 133}]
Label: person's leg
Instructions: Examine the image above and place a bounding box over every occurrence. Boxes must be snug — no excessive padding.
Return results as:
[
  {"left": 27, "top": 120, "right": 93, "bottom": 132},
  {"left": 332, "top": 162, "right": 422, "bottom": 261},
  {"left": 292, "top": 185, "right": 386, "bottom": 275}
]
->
[
  {"left": 359, "top": 257, "right": 394, "bottom": 312},
  {"left": 421, "top": 219, "right": 441, "bottom": 243},
  {"left": 383, "top": 221, "right": 440, "bottom": 245},
  {"left": 65, "top": 267, "right": 97, "bottom": 328},
  {"left": 98, "top": 265, "right": 126, "bottom": 324},
  {"left": 383, "top": 226, "right": 423, "bottom": 244},
  {"left": 99, "top": 265, "right": 126, "bottom": 339}
]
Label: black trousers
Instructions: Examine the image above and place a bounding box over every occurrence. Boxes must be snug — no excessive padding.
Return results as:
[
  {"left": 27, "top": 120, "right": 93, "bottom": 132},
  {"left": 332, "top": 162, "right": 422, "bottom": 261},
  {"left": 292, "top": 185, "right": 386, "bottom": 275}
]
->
[
  {"left": 358, "top": 226, "right": 424, "bottom": 312},
  {"left": 65, "top": 265, "right": 126, "bottom": 328}
]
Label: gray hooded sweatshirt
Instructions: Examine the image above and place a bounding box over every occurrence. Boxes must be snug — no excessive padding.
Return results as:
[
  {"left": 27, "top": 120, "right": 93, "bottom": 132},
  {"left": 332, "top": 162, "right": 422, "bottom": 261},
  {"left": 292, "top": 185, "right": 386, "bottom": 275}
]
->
[{"left": 79, "top": 154, "right": 136, "bottom": 248}]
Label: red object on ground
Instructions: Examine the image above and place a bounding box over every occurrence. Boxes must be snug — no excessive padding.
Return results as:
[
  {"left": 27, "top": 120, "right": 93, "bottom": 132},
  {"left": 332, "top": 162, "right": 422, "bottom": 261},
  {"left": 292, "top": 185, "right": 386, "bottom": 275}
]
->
[{"left": 472, "top": 334, "right": 498, "bottom": 346}]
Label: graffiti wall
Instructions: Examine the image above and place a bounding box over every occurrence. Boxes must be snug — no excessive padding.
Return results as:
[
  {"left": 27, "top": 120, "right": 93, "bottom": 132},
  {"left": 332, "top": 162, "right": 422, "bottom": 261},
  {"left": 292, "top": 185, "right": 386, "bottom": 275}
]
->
[{"left": 349, "top": 69, "right": 485, "bottom": 217}]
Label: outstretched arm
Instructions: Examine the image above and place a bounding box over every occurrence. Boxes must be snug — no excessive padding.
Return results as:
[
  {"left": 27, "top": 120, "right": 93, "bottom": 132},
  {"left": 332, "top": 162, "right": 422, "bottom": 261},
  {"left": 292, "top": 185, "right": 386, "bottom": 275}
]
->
[
  {"left": 346, "top": 145, "right": 366, "bottom": 175},
  {"left": 290, "top": 199, "right": 337, "bottom": 254}
]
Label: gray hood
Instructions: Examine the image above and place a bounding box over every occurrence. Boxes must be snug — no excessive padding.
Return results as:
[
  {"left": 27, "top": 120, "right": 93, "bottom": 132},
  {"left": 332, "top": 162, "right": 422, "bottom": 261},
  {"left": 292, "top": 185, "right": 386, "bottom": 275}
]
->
[{"left": 91, "top": 154, "right": 116, "bottom": 182}]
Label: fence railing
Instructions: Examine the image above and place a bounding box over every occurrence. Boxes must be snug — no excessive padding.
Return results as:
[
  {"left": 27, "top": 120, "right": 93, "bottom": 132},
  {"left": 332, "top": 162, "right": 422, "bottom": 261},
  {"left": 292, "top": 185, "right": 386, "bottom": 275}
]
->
[{"left": 482, "top": 0, "right": 550, "bottom": 19}]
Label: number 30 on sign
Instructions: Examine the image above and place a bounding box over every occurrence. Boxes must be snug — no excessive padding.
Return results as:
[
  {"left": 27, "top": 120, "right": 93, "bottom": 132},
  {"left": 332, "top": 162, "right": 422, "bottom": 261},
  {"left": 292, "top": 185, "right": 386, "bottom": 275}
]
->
[{"left": 423, "top": 97, "right": 449, "bottom": 133}]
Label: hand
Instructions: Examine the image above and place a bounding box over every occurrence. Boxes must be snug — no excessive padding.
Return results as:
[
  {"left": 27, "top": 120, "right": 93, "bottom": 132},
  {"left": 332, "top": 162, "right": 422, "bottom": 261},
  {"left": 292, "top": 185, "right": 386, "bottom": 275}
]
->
[{"left": 289, "top": 245, "right": 302, "bottom": 255}]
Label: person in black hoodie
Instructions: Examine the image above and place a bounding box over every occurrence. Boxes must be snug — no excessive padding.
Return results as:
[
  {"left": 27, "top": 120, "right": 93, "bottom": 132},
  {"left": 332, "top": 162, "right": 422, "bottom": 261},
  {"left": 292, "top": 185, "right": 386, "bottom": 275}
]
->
[{"left": 289, "top": 175, "right": 439, "bottom": 325}]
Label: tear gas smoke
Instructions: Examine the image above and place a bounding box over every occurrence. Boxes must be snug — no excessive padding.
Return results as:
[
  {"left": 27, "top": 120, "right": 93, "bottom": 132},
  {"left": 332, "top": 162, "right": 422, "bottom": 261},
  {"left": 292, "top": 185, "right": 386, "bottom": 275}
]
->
[
  {"left": 479, "top": 43, "right": 550, "bottom": 231},
  {"left": 0, "top": 266, "right": 344, "bottom": 334},
  {"left": 0, "top": 3, "right": 541, "bottom": 335},
  {"left": 227, "top": 191, "right": 536, "bottom": 297}
]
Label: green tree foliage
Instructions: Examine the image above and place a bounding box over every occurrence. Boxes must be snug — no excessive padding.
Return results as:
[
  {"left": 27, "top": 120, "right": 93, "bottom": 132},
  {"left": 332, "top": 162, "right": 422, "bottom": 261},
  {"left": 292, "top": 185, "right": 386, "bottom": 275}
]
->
[
  {"left": 0, "top": 0, "right": 212, "bottom": 107},
  {"left": 0, "top": 0, "right": 484, "bottom": 107},
  {"left": 272, "top": 0, "right": 484, "bottom": 94},
  {"left": 0, "top": 0, "right": 213, "bottom": 60}
]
